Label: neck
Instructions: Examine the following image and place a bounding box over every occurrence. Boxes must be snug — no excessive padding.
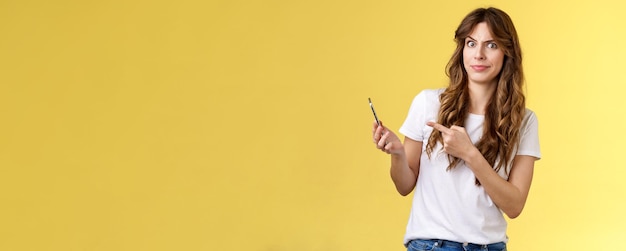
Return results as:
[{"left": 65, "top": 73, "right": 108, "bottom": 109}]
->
[{"left": 468, "top": 81, "right": 496, "bottom": 115}]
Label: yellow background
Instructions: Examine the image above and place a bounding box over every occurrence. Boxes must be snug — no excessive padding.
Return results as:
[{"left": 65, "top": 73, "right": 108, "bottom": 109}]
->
[{"left": 1, "top": 0, "right": 625, "bottom": 250}]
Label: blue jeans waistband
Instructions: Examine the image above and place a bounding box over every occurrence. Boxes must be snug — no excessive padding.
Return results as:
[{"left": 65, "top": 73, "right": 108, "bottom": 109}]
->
[{"left": 408, "top": 239, "right": 506, "bottom": 251}]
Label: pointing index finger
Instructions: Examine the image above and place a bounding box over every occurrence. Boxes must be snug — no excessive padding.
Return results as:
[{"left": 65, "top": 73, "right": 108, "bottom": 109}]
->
[{"left": 427, "top": 121, "right": 451, "bottom": 133}]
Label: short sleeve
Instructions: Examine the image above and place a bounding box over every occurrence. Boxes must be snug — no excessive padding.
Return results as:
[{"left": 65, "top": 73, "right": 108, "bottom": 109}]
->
[
  {"left": 517, "top": 109, "right": 541, "bottom": 159},
  {"left": 399, "top": 89, "right": 440, "bottom": 142}
]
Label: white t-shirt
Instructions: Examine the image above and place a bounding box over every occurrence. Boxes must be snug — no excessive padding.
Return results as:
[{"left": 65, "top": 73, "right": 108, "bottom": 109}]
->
[{"left": 398, "top": 88, "right": 541, "bottom": 245}]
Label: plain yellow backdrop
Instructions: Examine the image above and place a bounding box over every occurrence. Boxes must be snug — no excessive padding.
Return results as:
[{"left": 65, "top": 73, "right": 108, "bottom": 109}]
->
[{"left": 1, "top": 0, "right": 625, "bottom": 250}]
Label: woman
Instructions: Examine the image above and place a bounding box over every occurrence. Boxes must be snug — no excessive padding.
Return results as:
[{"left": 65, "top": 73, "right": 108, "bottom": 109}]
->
[{"left": 372, "top": 7, "right": 541, "bottom": 251}]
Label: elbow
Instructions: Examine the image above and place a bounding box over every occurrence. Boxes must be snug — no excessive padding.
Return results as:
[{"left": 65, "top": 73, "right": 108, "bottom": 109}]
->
[
  {"left": 504, "top": 206, "right": 524, "bottom": 219},
  {"left": 506, "top": 211, "right": 521, "bottom": 219},
  {"left": 391, "top": 174, "right": 417, "bottom": 196},
  {"left": 396, "top": 186, "right": 413, "bottom": 196}
]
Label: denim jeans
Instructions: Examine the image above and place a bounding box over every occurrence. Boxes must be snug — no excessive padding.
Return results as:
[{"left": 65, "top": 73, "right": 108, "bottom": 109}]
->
[{"left": 407, "top": 239, "right": 507, "bottom": 251}]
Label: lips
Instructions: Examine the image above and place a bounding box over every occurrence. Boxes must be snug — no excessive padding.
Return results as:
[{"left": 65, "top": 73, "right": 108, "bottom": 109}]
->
[{"left": 471, "top": 65, "right": 489, "bottom": 72}]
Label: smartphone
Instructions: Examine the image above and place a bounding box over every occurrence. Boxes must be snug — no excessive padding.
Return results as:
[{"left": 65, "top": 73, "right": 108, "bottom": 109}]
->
[{"left": 368, "top": 98, "right": 380, "bottom": 126}]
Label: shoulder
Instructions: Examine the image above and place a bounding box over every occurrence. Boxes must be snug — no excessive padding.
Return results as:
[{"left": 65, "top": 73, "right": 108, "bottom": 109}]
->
[
  {"left": 418, "top": 88, "right": 445, "bottom": 98},
  {"left": 523, "top": 108, "right": 538, "bottom": 124},
  {"left": 414, "top": 88, "right": 445, "bottom": 104},
  {"left": 520, "top": 108, "right": 539, "bottom": 135}
]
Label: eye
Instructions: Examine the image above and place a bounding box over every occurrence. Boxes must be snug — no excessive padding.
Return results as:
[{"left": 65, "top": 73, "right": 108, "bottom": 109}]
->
[
  {"left": 466, "top": 41, "right": 476, "bottom": 47},
  {"left": 487, "top": 42, "right": 498, "bottom": 49}
]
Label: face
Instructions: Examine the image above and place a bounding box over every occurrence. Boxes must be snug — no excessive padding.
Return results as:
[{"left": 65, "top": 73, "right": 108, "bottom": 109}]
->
[{"left": 463, "top": 22, "right": 504, "bottom": 87}]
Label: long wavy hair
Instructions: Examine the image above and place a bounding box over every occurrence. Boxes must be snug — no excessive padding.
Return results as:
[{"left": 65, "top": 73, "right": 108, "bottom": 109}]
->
[{"left": 425, "top": 7, "right": 525, "bottom": 184}]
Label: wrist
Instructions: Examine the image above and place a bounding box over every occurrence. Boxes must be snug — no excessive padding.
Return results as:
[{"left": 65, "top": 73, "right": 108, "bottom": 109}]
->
[
  {"left": 464, "top": 147, "right": 481, "bottom": 167},
  {"left": 390, "top": 145, "right": 406, "bottom": 158}
]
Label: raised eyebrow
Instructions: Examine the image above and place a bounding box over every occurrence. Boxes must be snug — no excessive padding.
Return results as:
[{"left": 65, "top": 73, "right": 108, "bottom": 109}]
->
[{"left": 466, "top": 36, "right": 497, "bottom": 44}]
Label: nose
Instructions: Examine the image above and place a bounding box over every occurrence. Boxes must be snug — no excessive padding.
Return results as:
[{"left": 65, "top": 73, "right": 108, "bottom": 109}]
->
[{"left": 474, "top": 46, "right": 485, "bottom": 60}]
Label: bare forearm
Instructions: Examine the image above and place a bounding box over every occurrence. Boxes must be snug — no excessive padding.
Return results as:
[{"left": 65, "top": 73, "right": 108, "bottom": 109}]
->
[
  {"left": 465, "top": 149, "right": 526, "bottom": 218},
  {"left": 390, "top": 152, "right": 418, "bottom": 196}
]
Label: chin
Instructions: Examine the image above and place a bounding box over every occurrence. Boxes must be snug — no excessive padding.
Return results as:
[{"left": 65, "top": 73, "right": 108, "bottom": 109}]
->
[{"left": 469, "top": 79, "right": 497, "bottom": 85}]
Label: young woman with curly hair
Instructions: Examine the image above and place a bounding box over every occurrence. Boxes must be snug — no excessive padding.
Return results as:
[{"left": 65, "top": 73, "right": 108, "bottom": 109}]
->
[{"left": 372, "top": 7, "right": 541, "bottom": 251}]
